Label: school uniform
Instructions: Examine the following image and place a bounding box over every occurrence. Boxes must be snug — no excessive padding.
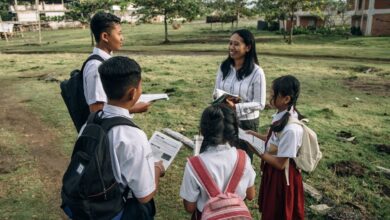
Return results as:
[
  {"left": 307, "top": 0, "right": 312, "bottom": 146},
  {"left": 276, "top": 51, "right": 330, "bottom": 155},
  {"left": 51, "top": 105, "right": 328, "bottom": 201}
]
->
[
  {"left": 180, "top": 145, "right": 256, "bottom": 215},
  {"left": 83, "top": 47, "right": 111, "bottom": 105},
  {"left": 81, "top": 104, "right": 156, "bottom": 219},
  {"left": 214, "top": 64, "right": 266, "bottom": 160},
  {"left": 258, "top": 108, "right": 305, "bottom": 220}
]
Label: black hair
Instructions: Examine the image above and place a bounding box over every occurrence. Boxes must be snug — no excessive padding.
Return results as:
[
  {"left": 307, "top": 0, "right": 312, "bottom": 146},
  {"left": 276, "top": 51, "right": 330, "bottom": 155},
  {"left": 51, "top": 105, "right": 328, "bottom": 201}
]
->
[
  {"left": 220, "top": 29, "right": 259, "bottom": 81},
  {"left": 90, "top": 12, "right": 121, "bottom": 43},
  {"left": 270, "top": 75, "right": 304, "bottom": 132},
  {"left": 99, "top": 56, "right": 141, "bottom": 100},
  {"left": 199, "top": 104, "right": 239, "bottom": 153}
]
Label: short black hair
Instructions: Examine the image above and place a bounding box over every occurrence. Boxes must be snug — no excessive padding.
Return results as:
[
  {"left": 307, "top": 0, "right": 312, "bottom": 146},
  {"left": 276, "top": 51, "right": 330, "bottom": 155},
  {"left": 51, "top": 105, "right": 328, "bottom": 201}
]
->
[
  {"left": 99, "top": 56, "right": 141, "bottom": 100},
  {"left": 90, "top": 12, "right": 121, "bottom": 43}
]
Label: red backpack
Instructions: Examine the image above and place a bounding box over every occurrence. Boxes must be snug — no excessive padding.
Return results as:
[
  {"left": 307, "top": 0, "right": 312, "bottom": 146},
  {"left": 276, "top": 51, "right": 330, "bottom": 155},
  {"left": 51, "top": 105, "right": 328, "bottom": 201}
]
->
[{"left": 188, "top": 150, "right": 252, "bottom": 220}]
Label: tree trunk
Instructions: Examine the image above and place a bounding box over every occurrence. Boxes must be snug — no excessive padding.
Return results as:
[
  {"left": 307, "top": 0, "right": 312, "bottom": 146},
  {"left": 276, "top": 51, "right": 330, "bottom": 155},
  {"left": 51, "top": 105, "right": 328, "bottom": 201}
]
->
[
  {"left": 289, "top": 15, "right": 294, "bottom": 44},
  {"left": 163, "top": 10, "right": 169, "bottom": 43}
]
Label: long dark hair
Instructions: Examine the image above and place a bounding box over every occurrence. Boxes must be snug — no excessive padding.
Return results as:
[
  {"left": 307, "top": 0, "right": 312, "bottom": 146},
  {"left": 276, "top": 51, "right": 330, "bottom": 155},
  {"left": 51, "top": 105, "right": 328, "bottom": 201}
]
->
[
  {"left": 270, "top": 75, "right": 304, "bottom": 132},
  {"left": 221, "top": 29, "right": 259, "bottom": 81},
  {"left": 199, "top": 104, "right": 239, "bottom": 153}
]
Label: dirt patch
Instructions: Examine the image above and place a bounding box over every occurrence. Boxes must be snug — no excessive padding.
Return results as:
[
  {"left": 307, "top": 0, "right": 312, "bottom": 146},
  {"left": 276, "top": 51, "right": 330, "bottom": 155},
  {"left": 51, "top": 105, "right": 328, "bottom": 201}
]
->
[
  {"left": 0, "top": 78, "right": 68, "bottom": 217},
  {"left": 329, "top": 161, "right": 366, "bottom": 177},
  {"left": 374, "top": 144, "right": 390, "bottom": 154},
  {"left": 327, "top": 203, "right": 364, "bottom": 220},
  {"left": 344, "top": 76, "right": 390, "bottom": 96}
]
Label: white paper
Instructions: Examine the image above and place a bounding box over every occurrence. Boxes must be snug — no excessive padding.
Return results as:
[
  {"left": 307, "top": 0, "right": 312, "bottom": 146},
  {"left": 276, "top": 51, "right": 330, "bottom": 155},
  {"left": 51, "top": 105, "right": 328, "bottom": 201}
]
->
[
  {"left": 193, "top": 135, "right": 203, "bottom": 156},
  {"left": 149, "top": 131, "right": 182, "bottom": 170},
  {"left": 214, "top": 89, "right": 239, "bottom": 99},
  {"left": 238, "top": 128, "right": 265, "bottom": 155},
  {"left": 138, "top": 94, "right": 169, "bottom": 103}
]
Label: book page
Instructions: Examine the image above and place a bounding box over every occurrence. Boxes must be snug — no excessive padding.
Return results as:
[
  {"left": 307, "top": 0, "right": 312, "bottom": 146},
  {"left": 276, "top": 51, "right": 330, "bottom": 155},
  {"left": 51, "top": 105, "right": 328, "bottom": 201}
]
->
[
  {"left": 138, "top": 94, "right": 169, "bottom": 103},
  {"left": 212, "top": 89, "right": 240, "bottom": 104},
  {"left": 149, "top": 131, "right": 182, "bottom": 170},
  {"left": 238, "top": 128, "right": 265, "bottom": 155}
]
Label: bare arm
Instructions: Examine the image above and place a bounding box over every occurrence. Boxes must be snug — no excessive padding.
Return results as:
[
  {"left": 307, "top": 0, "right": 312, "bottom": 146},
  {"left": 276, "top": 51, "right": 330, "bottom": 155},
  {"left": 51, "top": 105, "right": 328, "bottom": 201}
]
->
[
  {"left": 183, "top": 200, "right": 197, "bottom": 213},
  {"left": 89, "top": 102, "right": 105, "bottom": 112},
  {"left": 245, "top": 185, "right": 256, "bottom": 201},
  {"left": 129, "top": 102, "right": 151, "bottom": 113},
  {"left": 260, "top": 153, "right": 289, "bottom": 170},
  {"left": 137, "top": 161, "right": 165, "bottom": 204}
]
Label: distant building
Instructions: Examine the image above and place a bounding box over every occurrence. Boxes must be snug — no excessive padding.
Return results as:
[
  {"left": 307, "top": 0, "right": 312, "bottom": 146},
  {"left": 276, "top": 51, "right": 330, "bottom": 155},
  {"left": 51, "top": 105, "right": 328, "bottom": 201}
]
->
[
  {"left": 9, "top": 1, "right": 66, "bottom": 23},
  {"left": 280, "top": 10, "right": 325, "bottom": 31},
  {"left": 347, "top": 0, "right": 390, "bottom": 36},
  {"left": 111, "top": 4, "right": 164, "bottom": 24}
]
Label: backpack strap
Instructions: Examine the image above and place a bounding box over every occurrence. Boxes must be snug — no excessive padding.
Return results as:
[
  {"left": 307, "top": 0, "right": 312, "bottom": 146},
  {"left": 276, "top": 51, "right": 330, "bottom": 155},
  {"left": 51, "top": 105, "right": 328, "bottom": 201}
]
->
[
  {"left": 224, "top": 149, "right": 246, "bottom": 194},
  {"left": 101, "top": 115, "right": 140, "bottom": 131},
  {"left": 188, "top": 156, "right": 221, "bottom": 198},
  {"left": 80, "top": 54, "right": 105, "bottom": 75}
]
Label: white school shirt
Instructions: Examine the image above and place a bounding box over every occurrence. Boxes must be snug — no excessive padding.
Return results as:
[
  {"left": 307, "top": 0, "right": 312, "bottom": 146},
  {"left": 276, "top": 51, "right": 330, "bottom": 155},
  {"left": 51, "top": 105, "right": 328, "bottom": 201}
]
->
[
  {"left": 180, "top": 145, "right": 256, "bottom": 211},
  {"left": 267, "top": 108, "right": 303, "bottom": 158},
  {"left": 214, "top": 64, "right": 266, "bottom": 121},
  {"left": 83, "top": 47, "right": 111, "bottom": 105},
  {"left": 90, "top": 104, "right": 156, "bottom": 198}
]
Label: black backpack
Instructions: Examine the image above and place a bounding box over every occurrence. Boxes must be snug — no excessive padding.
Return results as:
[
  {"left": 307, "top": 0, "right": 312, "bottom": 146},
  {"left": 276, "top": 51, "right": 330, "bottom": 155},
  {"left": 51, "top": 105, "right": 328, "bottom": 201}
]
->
[
  {"left": 61, "top": 111, "right": 138, "bottom": 220},
  {"left": 60, "top": 55, "right": 104, "bottom": 132}
]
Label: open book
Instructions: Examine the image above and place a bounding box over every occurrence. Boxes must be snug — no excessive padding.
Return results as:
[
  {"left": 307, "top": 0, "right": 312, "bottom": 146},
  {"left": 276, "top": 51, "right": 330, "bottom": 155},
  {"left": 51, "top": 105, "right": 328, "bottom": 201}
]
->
[
  {"left": 238, "top": 128, "right": 265, "bottom": 155},
  {"left": 212, "top": 89, "right": 240, "bottom": 105},
  {"left": 138, "top": 93, "right": 169, "bottom": 103},
  {"left": 149, "top": 131, "right": 182, "bottom": 170}
]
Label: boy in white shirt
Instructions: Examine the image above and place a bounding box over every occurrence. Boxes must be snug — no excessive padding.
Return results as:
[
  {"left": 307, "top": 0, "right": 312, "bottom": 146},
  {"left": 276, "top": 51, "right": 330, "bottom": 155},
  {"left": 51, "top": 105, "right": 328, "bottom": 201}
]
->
[
  {"left": 85, "top": 12, "right": 150, "bottom": 114},
  {"left": 98, "top": 56, "right": 165, "bottom": 219}
]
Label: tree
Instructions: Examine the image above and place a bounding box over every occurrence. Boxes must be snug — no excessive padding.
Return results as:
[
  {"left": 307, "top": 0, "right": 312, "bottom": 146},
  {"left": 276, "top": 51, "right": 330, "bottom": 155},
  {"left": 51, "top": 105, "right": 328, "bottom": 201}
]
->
[
  {"left": 255, "top": 0, "right": 289, "bottom": 39},
  {"left": 0, "top": 0, "right": 13, "bottom": 21},
  {"left": 67, "top": 0, "right": 117, "bottom": 46},
  {"left": 134, "top": 0, "right": 203, "bottom": 43},
  {"left": 256, "top": 0, "right": 320, "bottom": 44}
]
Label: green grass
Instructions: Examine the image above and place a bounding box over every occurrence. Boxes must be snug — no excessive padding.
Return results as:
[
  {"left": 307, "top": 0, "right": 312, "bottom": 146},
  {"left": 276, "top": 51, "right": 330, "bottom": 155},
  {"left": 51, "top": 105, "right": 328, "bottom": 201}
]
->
[
  {"left": 0, "top": 50, "right": 389, "bottom": 219},
  {"left": 1, "top": 20, "right": 390, "bottom": 61}
]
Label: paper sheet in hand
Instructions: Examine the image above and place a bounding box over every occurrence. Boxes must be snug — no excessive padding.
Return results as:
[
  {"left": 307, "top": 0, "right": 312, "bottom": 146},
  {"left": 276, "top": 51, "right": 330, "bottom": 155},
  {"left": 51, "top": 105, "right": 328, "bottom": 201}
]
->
[
  {"left": 138, "top": 94, "right": 169, "bottom": 103},
  {"left": 149, "top": 131, "right": 182, "bottom": 170},
  {"left": 238, "top": 128, "right": 265, "bottom": 155},
  {"left": 212, "top": 89, "right": 240, "bottom": 104}
]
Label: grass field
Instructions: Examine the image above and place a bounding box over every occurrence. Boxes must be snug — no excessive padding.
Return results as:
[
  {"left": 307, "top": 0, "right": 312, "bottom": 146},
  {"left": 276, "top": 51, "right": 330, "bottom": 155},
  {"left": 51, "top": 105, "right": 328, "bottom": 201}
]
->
[{"left": 0, "top": 20, "right": 389, "bottom": 219}]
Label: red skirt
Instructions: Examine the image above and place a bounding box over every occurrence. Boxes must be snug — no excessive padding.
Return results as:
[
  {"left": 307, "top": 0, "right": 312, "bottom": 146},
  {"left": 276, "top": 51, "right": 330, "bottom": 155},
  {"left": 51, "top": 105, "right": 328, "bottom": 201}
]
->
[{"left": 258, "top": 160, "right": 305, "bottom": 220}]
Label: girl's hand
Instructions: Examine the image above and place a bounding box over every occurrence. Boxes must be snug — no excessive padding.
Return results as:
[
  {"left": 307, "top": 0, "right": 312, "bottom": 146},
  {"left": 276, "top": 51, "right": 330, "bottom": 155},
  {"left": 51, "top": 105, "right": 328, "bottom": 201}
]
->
[
  {"left": 246, "top": 141, "right": 263, "bottom": 158},
  {"left": 225, "top": 98, "right": 236, "bottom": 109}
]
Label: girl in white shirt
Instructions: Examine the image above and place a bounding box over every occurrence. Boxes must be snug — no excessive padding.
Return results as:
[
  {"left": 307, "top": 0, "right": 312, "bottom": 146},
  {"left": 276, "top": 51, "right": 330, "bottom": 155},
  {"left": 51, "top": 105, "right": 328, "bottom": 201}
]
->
[
  {"left": 180, "top": 104, "right": 256, "bottom": 219},
  {"left": 213, "top": 29, "right": 266, "bottom": 161},
  {"left": 247, "top": 75, "right": 305, "bottom": 220}
]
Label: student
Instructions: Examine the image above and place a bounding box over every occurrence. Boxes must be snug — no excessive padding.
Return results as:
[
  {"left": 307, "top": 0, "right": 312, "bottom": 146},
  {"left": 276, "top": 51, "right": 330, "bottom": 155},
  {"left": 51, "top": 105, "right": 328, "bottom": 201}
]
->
[
  {"left": 98, "top": 56, "right": 165, "bottom": 219},
  {"left": 246, "top": 75, "right": 305, "bottom": 220},
  {"left": 213, "top": 29, "right": 266, "bottom": 161},
  {"left": 85, "top": 12, "right": 150, "bottom": 114},
  {"left": 180, "top": 104, "right": 256, "bottom": 219}
]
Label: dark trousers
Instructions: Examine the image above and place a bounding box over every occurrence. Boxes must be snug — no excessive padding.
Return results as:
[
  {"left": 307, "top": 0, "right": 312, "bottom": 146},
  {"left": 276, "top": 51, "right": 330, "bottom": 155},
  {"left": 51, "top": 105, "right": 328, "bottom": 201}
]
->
[
  {"left": 238, "top": 118, "right": 259, "bottom": 162},
  {"left": 120, "top": 198, "right": 155, "bottom": 220}
]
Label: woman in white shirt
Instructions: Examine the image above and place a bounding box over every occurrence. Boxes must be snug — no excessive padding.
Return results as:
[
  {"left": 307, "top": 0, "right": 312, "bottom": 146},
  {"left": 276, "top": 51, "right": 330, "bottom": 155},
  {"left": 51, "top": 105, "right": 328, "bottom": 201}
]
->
[
  {"left": 180, "top": 104, "right": 256, "bottom": 219},
  {"left": 213, "top": 29, "right": 266, "bottom": 161}
]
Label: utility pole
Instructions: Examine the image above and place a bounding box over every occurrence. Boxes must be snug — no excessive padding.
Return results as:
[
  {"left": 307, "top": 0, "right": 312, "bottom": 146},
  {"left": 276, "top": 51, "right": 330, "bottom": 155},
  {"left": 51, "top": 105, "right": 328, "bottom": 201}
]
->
[{"left": 36, "top": 0, "right": 42, "bottom": 44}]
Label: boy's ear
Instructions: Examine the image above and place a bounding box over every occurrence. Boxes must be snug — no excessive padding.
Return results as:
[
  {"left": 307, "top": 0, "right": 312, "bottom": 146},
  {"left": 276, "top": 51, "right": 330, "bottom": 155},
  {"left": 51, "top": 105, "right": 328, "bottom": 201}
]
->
[
  {"left": 100, "top": 32, "right": 109, "bottom": 43},
  {"left": 126, "top": 87, "right": 137, "bottom": 102}
]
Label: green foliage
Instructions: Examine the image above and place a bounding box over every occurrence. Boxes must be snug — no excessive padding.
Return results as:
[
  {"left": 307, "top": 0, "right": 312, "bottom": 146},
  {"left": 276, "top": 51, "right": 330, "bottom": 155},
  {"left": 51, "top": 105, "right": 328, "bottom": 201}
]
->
[
  {"left": 66, "top": 0, "right": 116, "bottom": 23},
  {"left": 134, "top": 0, "right": 203, "bottom": 42}
]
